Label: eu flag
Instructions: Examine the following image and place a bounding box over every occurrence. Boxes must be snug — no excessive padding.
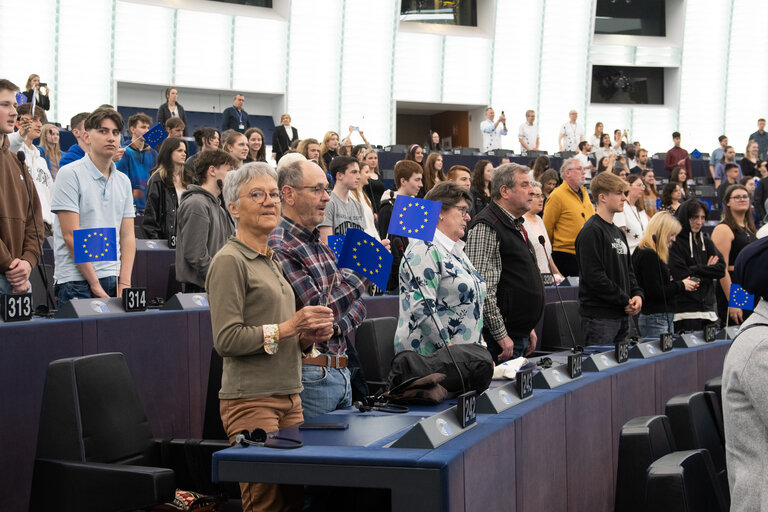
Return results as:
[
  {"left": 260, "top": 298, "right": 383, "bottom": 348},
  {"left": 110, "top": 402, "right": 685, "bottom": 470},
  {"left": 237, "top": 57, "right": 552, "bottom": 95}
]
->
[
  {"left": 690, "top": 148, "right": 702, "bottom": 159},
  {"left": 701, "top": 199, "right": 712, "bottom": 211},
  {"left": 73, "top": 228, "right": 118, "bottom": 264},
  {"left": 328, "top": 234, "right": 345, "bottom": 260},
  {"left": 729, "top": 283, "right": 754, "bottom": 310},
  {"left": 336, "top": 229, "right": 393, "bottom": 290},
  {"left": 142, "top": 123, "right": 168, "bottom": 149},
  {"left": 386, "top": 195, "right": 442, "bottom": 242}
]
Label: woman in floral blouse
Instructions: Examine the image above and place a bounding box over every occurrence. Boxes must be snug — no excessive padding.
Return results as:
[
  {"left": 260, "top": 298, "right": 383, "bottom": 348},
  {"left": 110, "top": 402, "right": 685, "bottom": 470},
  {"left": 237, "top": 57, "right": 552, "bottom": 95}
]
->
[{"left": 394, "top": 182, "right": 488, "bottom": 355}]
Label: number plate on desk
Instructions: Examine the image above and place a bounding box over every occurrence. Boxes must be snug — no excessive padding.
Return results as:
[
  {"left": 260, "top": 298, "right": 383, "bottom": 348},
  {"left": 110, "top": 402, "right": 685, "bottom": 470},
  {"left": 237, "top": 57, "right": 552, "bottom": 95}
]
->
[
  {"left": 660, "top": 333, "right": 674, "bottom": 352},
  {"left": 457, "top": 391, "right": 477, "bottom": 428},
  {"left": 168, "top": 233, "right": 176, "bottom": 249},
  {"left": 516, "top": 368, "right": 533, "bottom": 399},
  {"left": 568, "top": 353, "right": 582, "bottom": 379},
  {"left": 615, "top": 340, "right": 630, "bottom": 363},
  {"left": 1, "top": 293, "right": 33, "bottom": 322},
  {"left": 705, "top": 323, "right": 717, "bottom": 343},
  {"left": 122, "top": 288, "right": 147, "bottom": 312}
]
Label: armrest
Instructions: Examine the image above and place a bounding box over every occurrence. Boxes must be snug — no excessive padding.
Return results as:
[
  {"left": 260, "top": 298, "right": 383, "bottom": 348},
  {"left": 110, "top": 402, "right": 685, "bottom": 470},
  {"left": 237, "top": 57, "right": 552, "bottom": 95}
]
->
[{"left": 30, "top": 458, "right": 175, "bottom": 512}]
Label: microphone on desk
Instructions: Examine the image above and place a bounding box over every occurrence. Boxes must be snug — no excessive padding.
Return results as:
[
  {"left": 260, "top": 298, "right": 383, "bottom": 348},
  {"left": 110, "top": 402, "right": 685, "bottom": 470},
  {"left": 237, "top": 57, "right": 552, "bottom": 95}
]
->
[
  {"left": 392, "top": 237, "right": 466, "bottom": 395},
  {"left": 538, "top": 235, "right": 579, "bottom": 352}
]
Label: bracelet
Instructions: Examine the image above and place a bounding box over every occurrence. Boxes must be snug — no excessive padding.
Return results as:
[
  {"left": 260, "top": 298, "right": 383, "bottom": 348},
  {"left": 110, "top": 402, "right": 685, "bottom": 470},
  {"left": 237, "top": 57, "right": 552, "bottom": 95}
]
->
[
  {"left": 263, "top": 324, "right": 279, "bottom": 355},
  {"left": 119, "top": 281, "right": 130, "bottom": 287}
]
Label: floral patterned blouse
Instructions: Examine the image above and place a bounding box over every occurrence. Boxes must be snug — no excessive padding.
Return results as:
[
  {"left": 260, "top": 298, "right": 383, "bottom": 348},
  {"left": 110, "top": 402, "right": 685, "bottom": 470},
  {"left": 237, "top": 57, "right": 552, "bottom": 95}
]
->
[{"left": 394, "top": 229, "right": 488, "bottom": 355}]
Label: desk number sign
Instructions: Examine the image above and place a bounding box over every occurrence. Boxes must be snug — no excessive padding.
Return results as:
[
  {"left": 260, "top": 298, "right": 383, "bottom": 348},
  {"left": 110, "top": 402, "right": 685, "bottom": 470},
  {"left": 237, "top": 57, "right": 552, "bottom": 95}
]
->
[
  {"left": 122, "top": 287, "right": 147, "bottom": 312},
  {"left": 704, "top": 323, "right": 717, "bottom": 343},
  {"left": 457, "top": 390, "right": 477, "bottom": 428},
  {"left": 516, "top": 368, "right": 533, "bottom": 399},
  {"left": 615, "top": 340, "right": 630, "bottom": 364},
  {"left": 567, "top": 353, "right": 583, "bottom": 379},
  {"left": 2, "top": 293, "right": 33, "bottom": 322},
  {"left": 660, "top": 332, "right": 674, "bottom": 352}
]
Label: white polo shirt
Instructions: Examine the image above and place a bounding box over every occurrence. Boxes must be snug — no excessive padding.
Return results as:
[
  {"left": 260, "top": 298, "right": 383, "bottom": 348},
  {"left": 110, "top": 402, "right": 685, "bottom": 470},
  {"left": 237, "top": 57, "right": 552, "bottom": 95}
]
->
[{"left": 518, "top": 122, "right": 538, "bottom": 152}]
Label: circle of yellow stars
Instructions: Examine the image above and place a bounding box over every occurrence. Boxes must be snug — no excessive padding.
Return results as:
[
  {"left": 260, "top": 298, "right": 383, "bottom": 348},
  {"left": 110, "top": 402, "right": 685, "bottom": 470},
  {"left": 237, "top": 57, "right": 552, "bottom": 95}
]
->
[
  {"left": 730, "top": 287, "right": 751, "bottom": 307},
  {"left": 82, "top": 231, "right": 111, "bottom": 260},
  {"left": 399, "top": 201, "right": 429, "bottom": 234},
  {"left": 351, "top": 239, "right": 384, "bottom": 275}
]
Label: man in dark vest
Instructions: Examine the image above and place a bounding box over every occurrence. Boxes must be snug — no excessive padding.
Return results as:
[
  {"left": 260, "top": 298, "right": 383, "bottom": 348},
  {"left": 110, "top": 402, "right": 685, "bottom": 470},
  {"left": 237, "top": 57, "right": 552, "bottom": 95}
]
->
[{"left": 466, "top": 163, "right": 545, "bottom": 361}]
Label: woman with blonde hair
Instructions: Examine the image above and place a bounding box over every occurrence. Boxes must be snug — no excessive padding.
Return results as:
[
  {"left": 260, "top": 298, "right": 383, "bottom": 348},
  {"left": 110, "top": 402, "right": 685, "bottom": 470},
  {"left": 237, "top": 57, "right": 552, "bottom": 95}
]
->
[
  {"left": 38, "top": 124, "right": 61, "bottom": 179},
  {"left": 350, "top": 160, "right": 380, "bottom": 240},
  {"left": 613, "top": 174, "right": 649, "bottom": 254},
  {"left": 320, "top": 131, "right": 340, "bottom": 169},
  {"left": 741, "top": 140, "right": 759, "bottom": 177},
  {"left": 221, "top": 130, "right": 249, "bottom": 168},
  {"left": 632, "top": 212, "right": 699, "bottom": 337}
]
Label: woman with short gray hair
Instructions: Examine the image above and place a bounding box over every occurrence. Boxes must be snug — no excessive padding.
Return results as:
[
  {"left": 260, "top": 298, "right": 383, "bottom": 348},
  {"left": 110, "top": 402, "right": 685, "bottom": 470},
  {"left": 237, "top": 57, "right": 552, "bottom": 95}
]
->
[
  {"left": 394, "top": 181, "right": 487, "bottom": 355},
  {"left": 207, "top": 163, "right": 334, "bottom": 511}
]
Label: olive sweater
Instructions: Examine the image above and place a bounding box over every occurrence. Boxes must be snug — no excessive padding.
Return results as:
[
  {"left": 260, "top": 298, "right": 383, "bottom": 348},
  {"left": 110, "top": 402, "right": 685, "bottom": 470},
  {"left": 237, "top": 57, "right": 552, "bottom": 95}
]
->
[
  {"left": 542, "top": 181, "right": 595, "bottom": 255},
  {"left": 206, "top": 237, "right": 304, "bottom": 399}
]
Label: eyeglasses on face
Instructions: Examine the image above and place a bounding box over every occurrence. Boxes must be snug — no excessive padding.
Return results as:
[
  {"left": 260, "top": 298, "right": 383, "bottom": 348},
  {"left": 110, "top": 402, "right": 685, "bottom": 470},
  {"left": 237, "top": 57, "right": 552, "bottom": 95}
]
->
[
  {"left": 452, "top": 206, "right": 471, "bottom": 216},
  {"left": 244, "top": 190, "right": 281, "bottom": 204},
  {"left": 299, "top": 185, "right": 333, "bottom": 197},
  {"left": 730, "top": 195, "right": 750, "bottom": 200}
]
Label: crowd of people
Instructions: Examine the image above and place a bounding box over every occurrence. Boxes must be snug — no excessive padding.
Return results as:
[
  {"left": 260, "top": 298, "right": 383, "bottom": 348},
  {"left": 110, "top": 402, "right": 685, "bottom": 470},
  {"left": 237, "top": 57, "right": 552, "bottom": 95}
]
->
[{"left": 3, "top": 76, "right": 768, "bottom": 510}]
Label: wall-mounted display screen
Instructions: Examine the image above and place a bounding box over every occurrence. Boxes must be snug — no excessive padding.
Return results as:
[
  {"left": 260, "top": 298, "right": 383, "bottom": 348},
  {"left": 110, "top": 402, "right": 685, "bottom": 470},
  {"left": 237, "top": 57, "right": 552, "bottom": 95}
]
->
[
  {"left": 591, "top": 66, "right": 665, "bottom": 105},
  {"left": 595, "top": 0, "right": 665, "bottom": 36},
  {"left": 400, "top": 0, "right": 477, "bottom": 27}
]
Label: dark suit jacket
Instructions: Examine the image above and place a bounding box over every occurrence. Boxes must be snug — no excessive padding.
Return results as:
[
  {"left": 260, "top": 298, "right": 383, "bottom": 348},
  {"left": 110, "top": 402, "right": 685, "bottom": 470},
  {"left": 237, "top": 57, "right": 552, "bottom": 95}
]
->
[
  {"left": 272, "top": 125, "right": 299, "bottom": 161},
  {"left": 156, "top": 102, "right": 188, "bottom": 136},
  {"left": 221, "top": 107, "right": 250, "bottom": 133},
  {"left": 23, "top": 90, "right": 50, "bottom": 111}
]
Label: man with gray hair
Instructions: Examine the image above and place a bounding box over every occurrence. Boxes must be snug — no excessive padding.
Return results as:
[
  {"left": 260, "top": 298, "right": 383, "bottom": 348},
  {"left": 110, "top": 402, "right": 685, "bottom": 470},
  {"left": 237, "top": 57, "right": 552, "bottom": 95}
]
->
[
  {"left": 268, "top": 159, "right": 369, "bottom": 419},
  {"left": 466, "top": 163, "right": 545, "bottom": 361},
  {"left": 542, "top": 157, "right": 595, "bottom": 277}
]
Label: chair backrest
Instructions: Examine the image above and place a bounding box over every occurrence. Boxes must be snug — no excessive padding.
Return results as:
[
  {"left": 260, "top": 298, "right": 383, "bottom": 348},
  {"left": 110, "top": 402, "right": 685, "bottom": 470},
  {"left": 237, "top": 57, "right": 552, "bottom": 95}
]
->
[
  {"left": 202, "top": 348, "right": 228, "bottom": 440},
  {"left": 541, "top": 300, "right": 585, "bottom": 350},
  {"left": 35, "top": 353, "right": 154, "bottom": 464},
  {"left": 615, "top": 415, "right": 677, "bottom": 512},
  {"left": 645, "top": 449, "right": 728, "bottom": 512},
  {"left": 355, "top": 317, "right": 397, "bottom": 391},
  {"left": 665, "top": 391, "right": 728, "bottom": 500}
]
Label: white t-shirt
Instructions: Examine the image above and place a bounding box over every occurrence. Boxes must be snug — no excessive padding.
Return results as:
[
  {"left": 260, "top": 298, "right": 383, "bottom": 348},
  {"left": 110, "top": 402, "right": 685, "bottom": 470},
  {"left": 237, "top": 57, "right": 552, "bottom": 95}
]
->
[
  {"left": 559, "top": 122, "right": 583, "bottom": 151},
  {"left": 524, "top": 214, "right": 552, "bottom": 275},
  {"left": 518, "top": 122, "right": 538, "bottom": 152},
  {"left": 574, "top": 152, "right": 593, "bottom": 179},
  {"left": 613, "top": 204, "right": 649, "bottom": 254},
  {"left": 9, "top": 131, "right": 54, "bottom": 225},
  {"left": 481, "top": 119, "right": 507, "bottom": 152}
]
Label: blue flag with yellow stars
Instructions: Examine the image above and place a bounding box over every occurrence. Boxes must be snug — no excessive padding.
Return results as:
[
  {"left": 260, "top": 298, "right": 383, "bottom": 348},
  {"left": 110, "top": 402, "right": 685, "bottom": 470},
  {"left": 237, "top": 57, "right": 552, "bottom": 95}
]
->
[
  {"left": 386, "top": 195, "right": 442, "bottom": 242},
  {"left": 729, "top": 283, "right": 754, "bottom": 310},
  {"left": 141, "top": 123, "right": 168, "bottom": 149},
  {"left": 73, "top": 228, "right": 118, "bottom": 264},
  {"left": 337, "top": 229, "right": 392, "bottom": 290},
  {"left": 328, "top": 234, "right": 345, "bottom": 260},
  {"left": 690, "top": 148, "right": 702, "bottom": 159}
]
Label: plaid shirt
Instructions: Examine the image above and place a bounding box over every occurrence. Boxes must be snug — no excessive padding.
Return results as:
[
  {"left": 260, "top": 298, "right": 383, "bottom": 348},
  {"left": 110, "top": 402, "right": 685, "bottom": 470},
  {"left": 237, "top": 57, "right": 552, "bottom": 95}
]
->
[{"left": 268, "top": 215, "right": 367, "bottom": 356}]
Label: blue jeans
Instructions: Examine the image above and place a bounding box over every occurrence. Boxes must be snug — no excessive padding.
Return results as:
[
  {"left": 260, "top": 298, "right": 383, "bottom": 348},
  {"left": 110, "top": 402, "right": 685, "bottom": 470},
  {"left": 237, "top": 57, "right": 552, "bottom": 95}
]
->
[
  {"left": 299, "top": 365, "right": 352, "bottom": 421},
  {"left": 0, "top": 274, "right": 31, "bottom": 295},
  {"left": 638, "top": 313, "right": 674, "bottom": 338},
  {"left": 55, "top": 276, "right": 117, "bottom": 307},
  {"left": 581, "top": 316, "right": 629, "bottom": 345},
  {"left": 512, "top": 336, "right": 530, "bottom": 358}
]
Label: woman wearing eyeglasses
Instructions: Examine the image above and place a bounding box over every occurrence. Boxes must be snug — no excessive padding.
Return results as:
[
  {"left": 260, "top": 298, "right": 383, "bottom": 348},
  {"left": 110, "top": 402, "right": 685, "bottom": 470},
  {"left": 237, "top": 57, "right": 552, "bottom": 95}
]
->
[
  {"left": 524, "top": 181, "right": 563, "bottom": 282},
  {"left": 175, "top": 149, "right": 238, "bottom": 293},
  {"left": 712, "top": 184, "right": 757, "bottom": 326},
  {"left": 394, "top": 182, "right": 487, "bottom": 355},
  {"left": 613, "top": 174, "right": 649, "bottom": 254},
  {"left": 207, "top": 162, "right": 334, "bottom": 512}
]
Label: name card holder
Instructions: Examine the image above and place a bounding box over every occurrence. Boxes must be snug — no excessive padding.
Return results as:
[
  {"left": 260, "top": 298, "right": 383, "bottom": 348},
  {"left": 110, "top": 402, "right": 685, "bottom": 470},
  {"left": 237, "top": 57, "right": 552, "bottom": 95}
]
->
[
  {"left": 676, "top": 331, "right": 705, "bottom": 348},
  {"left": 583, "top": 340, "right": 630, "bottom": 372},
  {"left": 388, "top": 406, "right": 478, "bottom": 449},
  {"left": 533, "top": 361, "right": 582, "bottom": 390},
  {"left": 122, "top": 287, "right": 147, "bottom": 312},
  {"left": 629, "top": 338, "right": 666, "bottom": 359},
  {"left": 477, "top": 369, "right": 533, "bottom": 414}
]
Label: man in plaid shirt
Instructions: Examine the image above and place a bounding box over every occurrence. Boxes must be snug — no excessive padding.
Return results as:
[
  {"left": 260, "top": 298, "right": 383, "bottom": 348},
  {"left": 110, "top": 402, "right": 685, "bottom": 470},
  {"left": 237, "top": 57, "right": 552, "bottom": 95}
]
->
[{"left": 269, "top": 159, "right": 368, "bottom": 419}]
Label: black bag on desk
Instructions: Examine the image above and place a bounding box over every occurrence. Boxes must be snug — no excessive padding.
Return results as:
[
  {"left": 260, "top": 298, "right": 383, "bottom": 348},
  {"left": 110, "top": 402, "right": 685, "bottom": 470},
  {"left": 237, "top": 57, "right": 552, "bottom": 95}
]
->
[{"left": 387, "top": 344, "right": 493, "bottom": 402}]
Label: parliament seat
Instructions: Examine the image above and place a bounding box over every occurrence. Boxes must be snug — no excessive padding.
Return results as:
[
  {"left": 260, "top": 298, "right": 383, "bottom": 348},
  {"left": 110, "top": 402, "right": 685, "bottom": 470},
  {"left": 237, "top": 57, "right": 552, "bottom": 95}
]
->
[
  {"left": 644, "top": 449, "right": 728, "bottom": 512},
  {"left": 355, "top": 317, "right": 397, "bottom": 393},
  {"left": 615, "top": 415, "right": 676, "bottom": 512}
]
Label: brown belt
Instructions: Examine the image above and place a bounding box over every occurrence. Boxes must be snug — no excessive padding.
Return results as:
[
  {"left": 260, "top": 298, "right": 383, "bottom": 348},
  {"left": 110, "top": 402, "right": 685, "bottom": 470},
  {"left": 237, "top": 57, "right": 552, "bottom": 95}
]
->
[{"left": 302, "top": 354, "right": 348, "bottom": 368}]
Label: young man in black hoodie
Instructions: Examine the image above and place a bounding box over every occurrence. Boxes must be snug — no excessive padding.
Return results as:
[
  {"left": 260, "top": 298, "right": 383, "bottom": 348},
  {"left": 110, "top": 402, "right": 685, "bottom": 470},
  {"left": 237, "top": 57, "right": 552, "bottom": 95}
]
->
[
  {"left": 668, "top": 199, "right": 725, "bottom": 332},
  {"left": 575, "top": 171, "right": 644, "bottom": 344}
]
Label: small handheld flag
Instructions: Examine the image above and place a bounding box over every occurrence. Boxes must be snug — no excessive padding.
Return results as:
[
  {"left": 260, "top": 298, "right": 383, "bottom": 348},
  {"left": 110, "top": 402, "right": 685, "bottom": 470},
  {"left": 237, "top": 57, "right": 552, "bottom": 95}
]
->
[
  {"left": 15, "top": 92, "right": 27, "bottom": 106},
  {"left": 141, "top": 123, "right": 168, "bottom": 149},
  {"left": 701, "top": 199, "right": 712, "bottom": 212},
  {"left": 387, "top": 195, "right": 442, "bottom": 242},
  {"left": 690, "top": 149, "right": 702, "bottom": 159},
  {"left": 336, "top": 229, "right": 393, "bottom": 290},
  {"left": 73, "top": 228, "right": 118, "bottom": 264},
  {"left": 728, "top": 283, "right": 754, "bottom": 311},
  {"left": 656, "top": 198, "right": 662, "bottom": 210},
  {"left": 328, "top": 234, "right": 345, "bottom": 260}
]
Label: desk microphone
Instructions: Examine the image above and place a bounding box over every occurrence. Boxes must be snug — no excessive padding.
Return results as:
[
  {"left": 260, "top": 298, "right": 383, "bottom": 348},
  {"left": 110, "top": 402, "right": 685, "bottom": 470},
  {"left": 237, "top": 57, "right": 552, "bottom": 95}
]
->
[
  {"left": 15, "top": 151, "right": 56, "bottom": 315},
  {"left": 651, "top": 234, "right": 673, "bottom": 334},
  {"left": 538, "top": 235, "right": 579, "bottom": 352},
  {"left": 392, "top": 237, "right": 466, "bottom": 395}
]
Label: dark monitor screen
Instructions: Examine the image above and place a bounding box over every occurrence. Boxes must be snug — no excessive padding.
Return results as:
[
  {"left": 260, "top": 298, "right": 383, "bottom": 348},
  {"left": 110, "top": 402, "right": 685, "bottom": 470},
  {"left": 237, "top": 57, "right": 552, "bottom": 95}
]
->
[
  {"left": 591, "top": 66, "right": 664, "bottom": 105},
  {"left": 400, "top": 0, "right": 477, "bottom": 27},
  {"left": 595, "top": 0, "right": 665, "bottom": 37}
]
